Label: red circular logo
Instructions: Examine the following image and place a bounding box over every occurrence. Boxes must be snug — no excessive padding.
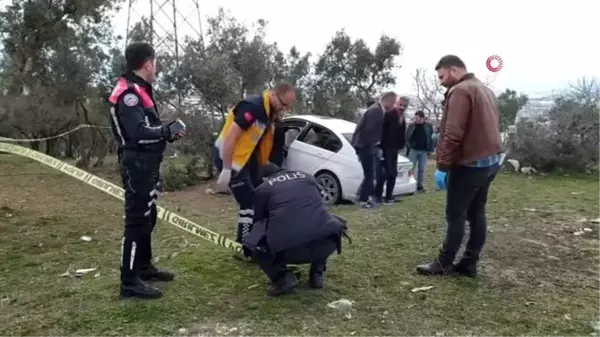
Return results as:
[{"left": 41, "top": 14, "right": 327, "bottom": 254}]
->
[{"left": 486, "top": 55, "right": 503, "bottom": 72}]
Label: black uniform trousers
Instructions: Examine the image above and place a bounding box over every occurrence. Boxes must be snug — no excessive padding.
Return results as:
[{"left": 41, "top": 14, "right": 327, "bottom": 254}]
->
[
  {"left": 229, "top": 163, "right": 261, "bottom": 255},
  {"left": 119, "top": 149, "right": 162, "bottom": 282},
  {"left": 254, "top": 236, "right": 338, "bottom": 282}
]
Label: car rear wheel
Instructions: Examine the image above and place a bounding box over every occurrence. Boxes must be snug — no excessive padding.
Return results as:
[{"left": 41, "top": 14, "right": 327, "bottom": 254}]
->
[{"left": 315, "top": 171, "right": 341, "bottom": 205}]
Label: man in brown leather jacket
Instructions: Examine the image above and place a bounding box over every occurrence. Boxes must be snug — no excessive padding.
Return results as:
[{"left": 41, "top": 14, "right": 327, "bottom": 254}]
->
[{"left": 416, "top": 55, "right": 503, "bottom": 277}]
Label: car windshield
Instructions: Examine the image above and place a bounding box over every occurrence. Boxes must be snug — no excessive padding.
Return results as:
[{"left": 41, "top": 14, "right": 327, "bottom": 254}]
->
[{"left": 341, "top": 133, "right": 353, "bottom": 143}]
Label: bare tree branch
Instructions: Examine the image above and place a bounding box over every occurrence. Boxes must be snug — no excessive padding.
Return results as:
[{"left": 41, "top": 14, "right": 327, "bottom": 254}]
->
[{"left": 412, "top": 68, "right": 444, "bottom": 121}]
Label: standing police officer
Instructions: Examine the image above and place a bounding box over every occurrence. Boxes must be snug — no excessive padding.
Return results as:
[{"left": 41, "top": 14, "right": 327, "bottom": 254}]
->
[
  {"left": 108, "top": 42, "right": 185, "bottom": 299},
  {"left": 214, "top": 82, "right": 296, "bottom": 261},
  {"left": 243, "top": 164, "right": 350, "bottom": 297}
]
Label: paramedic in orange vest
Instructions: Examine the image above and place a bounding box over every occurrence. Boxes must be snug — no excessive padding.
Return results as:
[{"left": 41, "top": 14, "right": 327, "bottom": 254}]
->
[
  {"left": 215, "top": 82, "right": 296, "bottom": 261},
  {"left": 108, "top": 42, "right": 185, "bottom": 299}
]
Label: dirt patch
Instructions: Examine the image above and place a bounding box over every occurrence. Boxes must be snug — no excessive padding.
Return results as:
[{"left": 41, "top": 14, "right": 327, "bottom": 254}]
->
[{"left": 185, "top": 321, "right": 253, "bottom": 336}]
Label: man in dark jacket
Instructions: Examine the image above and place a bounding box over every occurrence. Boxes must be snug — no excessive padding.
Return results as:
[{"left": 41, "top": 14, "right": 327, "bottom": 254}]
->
[
  {"left": 406, "top": 111, "right": 434, "bottom": 192},
  {"left": 374, "top": 96, "right": 408, "bottom": 204},
  {"left": 243, "top": 164, "right": 349, "bottom": 297},
  {"left": 351, "top": 92, "right": 397, "bottom": 209}
]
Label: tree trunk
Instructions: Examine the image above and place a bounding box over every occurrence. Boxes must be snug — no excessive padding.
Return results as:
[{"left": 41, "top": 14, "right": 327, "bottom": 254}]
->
[
  {"left": 94, "top": 136, "right": 108, "bottom": 167},
  {"left": 45, "top": 138, "right": 59, "bottom": 156},
  {"left": 65, "top": 137, "right": 74, "bottom": 157},
  {"left": 75, "top": 147, "right": 91, "bottom": 168},
  {"left": 205, "top": 151, "right": 214, "bottom": 179},
  {"left": 94, "top": 150, "right": 107, "bottom": 167}
]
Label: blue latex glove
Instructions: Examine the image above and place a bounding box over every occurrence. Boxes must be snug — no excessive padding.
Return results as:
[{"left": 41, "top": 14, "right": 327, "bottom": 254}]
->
[{"left": 434, "top": 169, "right": 448, "bottom": 190}]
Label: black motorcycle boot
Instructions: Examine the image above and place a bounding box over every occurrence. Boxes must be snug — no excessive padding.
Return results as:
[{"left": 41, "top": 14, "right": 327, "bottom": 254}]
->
[
  {"left": 139, "top": 264, "right": 175, "bottom": 282},
  {"left": 267, "top": 270, "right": 298, "bottom": 297},
  {"left": 453, "top": 251, "right": 479, "bottom": 278},
  {"left": 120, "top": 276, "right": 163, "bottom": 299},
  {"left": 416, "top": 251, "right": 455, "bottom": 276},
  {"left": 309, "top": 263, "right": 326, "bottom": 289},
  {"left": 136, "top": 228, "right": 175, "bottom": 282},
  {"left": 120, "top": 237, "right": 162, "bottom": 299}
]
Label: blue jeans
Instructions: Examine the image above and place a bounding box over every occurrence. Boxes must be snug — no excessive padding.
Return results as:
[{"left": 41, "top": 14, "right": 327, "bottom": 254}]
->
[
  {"left": 408, "top": 149, "right": 428, "bottom": 190},
  {"left": 441, "top": 164, "right": 499, "bottom": 264}
]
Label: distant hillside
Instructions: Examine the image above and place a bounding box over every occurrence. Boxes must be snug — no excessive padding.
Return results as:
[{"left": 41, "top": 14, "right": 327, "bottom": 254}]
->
[{"left": 515, "top": 93, "right": 558, "bottom": 122}]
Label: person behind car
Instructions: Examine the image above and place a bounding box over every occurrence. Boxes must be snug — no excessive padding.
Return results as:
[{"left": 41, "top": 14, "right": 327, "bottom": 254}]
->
[
  {"left": 431, "top": 126, "right": 440, "bottom": 152},
  {"left": 351, "top": 92, "right": 397, "bottom": 209},
  {"left": 374, "top": 96, "right": 408, "bottom": 204},
  {"left": 243, "top": 163, "right": 350, "bottom": 297},
  {"left": 406, "top": 110, "right": 434, "bottom": 192}
]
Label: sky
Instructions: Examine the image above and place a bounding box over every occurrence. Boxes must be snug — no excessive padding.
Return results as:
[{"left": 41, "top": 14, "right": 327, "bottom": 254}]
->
[
  {"left": 3, "top": 0, "right": 599, "bottom": 97},
  {"left": 113, "top": 0, "right": 599, "bottom": 98}
]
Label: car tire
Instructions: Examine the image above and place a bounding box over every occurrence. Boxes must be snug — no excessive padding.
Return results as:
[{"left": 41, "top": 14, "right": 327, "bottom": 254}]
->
[{"left": 315, "top": 171, "right": 342, "bottom": 205}]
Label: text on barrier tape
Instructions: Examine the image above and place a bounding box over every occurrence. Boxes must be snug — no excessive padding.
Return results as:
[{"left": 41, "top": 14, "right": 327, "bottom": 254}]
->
[{"left": 0, "top": 142, "right": 243, "bottom": 254}]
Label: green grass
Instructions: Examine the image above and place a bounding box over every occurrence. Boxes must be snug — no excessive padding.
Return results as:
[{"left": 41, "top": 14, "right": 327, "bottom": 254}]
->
[{"left": 0, "top": 154, "right": 598, "bottom": 336}]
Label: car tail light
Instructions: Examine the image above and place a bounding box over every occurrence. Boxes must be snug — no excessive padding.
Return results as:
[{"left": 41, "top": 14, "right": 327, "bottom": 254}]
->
[{"left": 398, "top": 163, "right": 413, "bottom": 175}]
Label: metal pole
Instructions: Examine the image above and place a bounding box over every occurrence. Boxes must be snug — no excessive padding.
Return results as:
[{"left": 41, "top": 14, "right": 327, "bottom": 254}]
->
[
  {"left": 149, "top": 0, "right": 154, "bottom": 45},
  {"left": 173, "top": 0, "right": 181, "bottom": 108},
  {"left": 194, "top": 0, "right": 205, "bottom": 53},
  {"left": 125, "top": 0, "right": 133, "bottom": 47}
]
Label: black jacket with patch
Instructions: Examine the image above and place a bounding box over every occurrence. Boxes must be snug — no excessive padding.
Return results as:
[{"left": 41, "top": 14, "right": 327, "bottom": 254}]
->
[{"left": 243, "top": 169, "right": 346, "bottom": 253}]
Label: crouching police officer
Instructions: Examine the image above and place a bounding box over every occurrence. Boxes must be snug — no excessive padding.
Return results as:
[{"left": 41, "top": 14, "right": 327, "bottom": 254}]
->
[
  {"left": 108, "top": 42, "right": 185, "bottom": 299},
  {"left": 243, "top": 164, "right": 350, "bottom": 297}
]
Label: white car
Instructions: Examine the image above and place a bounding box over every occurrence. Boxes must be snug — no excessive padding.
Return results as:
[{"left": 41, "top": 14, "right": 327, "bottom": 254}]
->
[{"left": 281, "top": 115, "right": 417, "bottom": 205}]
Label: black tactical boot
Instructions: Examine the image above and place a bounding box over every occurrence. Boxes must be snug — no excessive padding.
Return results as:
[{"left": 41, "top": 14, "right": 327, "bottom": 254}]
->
[
  {"left": 139, "top": 265, "right": 175, "bottom": 282},
  {"left": 453, "top": 260, "right": 477, "bottom": 277},
  {"left": 120, "top": 277, "right": 163, "bottom": 299},
  {"left": 453, "top": 251, "right": 479, "bottom": 277},
  {"left": 120, "top": 237, "right": 162, "bottom": 298},
  {"left": 416, "top": 255, "right": 455, "bottom": 276},
  {"left": 309, "top": 263, "right": 326, "bottom": 289},
  {"left": 267, "top": 271, "right": 298, "bottom": 297}
]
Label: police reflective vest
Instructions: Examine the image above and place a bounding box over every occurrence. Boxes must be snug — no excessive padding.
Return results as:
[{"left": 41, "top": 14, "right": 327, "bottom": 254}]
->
[{"left": 214, "top": 91, "right": 274, "bottom": 171}]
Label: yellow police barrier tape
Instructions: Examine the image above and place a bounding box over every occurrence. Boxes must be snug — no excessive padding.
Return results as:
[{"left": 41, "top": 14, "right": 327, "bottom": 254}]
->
[{"left": 0, "top": 142, "right": 243, "bottom": 254}]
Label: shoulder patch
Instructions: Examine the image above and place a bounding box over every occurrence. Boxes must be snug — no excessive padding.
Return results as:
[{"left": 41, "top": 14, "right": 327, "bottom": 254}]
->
[
  {"left": 123, "top": 93, "right": 139, "bottom": 107},
  {"left": 244, "top": 112, "right": 254, "bottom": 123}
]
